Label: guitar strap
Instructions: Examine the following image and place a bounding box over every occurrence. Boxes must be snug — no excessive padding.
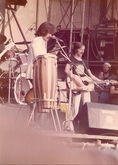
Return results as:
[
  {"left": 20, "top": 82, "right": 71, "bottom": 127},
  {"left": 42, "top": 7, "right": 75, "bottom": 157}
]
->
[{"left": 81, "top": 60, "right": 90, "bottom": 77}]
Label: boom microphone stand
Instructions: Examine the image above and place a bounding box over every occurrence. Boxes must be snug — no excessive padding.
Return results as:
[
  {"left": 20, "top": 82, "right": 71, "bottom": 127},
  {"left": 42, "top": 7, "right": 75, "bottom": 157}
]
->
[{"left": 54, "top": 39, "right": 75, "bottom": 131}]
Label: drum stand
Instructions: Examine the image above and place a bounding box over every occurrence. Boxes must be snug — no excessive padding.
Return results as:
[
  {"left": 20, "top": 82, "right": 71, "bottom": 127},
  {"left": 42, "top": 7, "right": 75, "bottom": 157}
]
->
[
  {"left": 17, "top": 67, "right": 23, "bottom": 103},
  {"left": 27, "top": 98, "right": 62, "bottom": 132},
  {"left": 8, "top": 60, "right": 15, "bottom": 104}
]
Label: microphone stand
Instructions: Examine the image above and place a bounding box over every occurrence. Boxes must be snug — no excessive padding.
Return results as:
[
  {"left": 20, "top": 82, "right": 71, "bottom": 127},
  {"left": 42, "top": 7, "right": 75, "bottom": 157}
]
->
[{"left": 55, "top": 40, "right": 75, "bottom": 131}]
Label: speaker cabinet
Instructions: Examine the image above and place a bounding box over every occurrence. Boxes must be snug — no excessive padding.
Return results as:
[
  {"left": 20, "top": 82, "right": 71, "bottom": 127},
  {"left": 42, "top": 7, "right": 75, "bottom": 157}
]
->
[{"left": 75, "top": 102, "right": 118, "bottom": 135}]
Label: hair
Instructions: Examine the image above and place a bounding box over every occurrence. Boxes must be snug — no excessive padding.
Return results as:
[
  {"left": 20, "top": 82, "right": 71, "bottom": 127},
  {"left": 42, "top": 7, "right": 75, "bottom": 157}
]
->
[
  {"left": 72, "top": 42, "right": 85, "bottom": 54},
  {"left": 35, "top": 22, "right": 55, "bottom": 36}
]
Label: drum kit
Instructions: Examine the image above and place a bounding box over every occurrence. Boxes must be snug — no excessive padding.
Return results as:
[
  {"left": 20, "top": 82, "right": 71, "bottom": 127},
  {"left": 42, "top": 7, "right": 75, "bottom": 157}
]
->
[
  {"left": 0, "top": 34, "right": 67, "bottom": 130},
  {"left": 0, "top": 35, "right": 32, "bottom": 104},
  {"left": 0, "top": 40, "right": 58, "bottom": 109},
  {"left": 0, "top": 34, "right": 66, "bottom": 116}
]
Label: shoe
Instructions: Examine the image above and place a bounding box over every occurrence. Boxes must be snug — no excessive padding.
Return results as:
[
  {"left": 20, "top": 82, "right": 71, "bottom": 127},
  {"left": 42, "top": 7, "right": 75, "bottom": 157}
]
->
[{"left": 65, "top": 126, "right": 74, "bottom": 133}]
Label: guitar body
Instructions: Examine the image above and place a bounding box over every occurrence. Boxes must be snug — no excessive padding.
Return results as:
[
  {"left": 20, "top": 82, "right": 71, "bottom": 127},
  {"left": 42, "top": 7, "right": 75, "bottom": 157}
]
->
[{"left": 67, "top": 75, "right": 94, "bottom": 91}]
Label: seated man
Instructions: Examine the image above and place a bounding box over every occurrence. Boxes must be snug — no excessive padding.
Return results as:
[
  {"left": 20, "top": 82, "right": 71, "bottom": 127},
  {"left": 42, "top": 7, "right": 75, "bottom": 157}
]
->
[{"left": 96, "top": 62, "right": 116, "bottom": 104}]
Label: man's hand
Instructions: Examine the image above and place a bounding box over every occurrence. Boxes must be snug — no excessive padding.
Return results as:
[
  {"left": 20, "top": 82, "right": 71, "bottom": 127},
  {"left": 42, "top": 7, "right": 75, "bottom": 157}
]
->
[{"left": 78, "top": 85, "right": 94, "bottom": 92}]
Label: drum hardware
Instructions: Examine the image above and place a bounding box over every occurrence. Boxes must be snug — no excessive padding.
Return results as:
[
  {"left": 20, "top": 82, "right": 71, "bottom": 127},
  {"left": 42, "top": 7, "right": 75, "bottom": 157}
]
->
[
  {"left": 0, "top": 42, "right": 17, "bottom": 72},
  {"left": 0, "top": 69, "right": 21, "bottom": 104},
  {"left": 15, "top": 41, "right": 31, "bottom": 45},
  {"left": 8, "top": 60, "right": 15, "bottom": 104},
  {"left": 14, "top": 73, "right": 32, "bottom": 105},
  {"left": 14, "top": 52, "right": 28, "bottom": 73},
  {"left": 0, "top": 42, "right": 14, "bottom": 59},
  {"left": 16, "top": 74, "right": 27, "bottom": 104},
  {"left": 56, "top": 85, "right": 61, "bottom": 108},
  {"left": 0, "top": 73, "right": 6, "bottom": 104}
]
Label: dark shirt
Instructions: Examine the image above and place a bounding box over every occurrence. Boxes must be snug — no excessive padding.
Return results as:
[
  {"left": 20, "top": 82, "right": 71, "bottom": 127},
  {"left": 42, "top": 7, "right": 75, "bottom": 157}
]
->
[
  {"left": 69, "top": 56, "right": 89, "bottom": 77},
  {"left": 96, "top": 74, "right": 116, "bottom": 104},
  {"left": 110, "top": 83, "right": 118, "bottom": 105}
]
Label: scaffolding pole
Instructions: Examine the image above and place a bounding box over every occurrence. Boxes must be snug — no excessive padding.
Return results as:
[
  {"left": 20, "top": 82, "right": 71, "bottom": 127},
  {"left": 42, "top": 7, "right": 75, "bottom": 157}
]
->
[
  {"left": 81, "top": 0, "right": 86, "bottom": 44},
  {"left": 69, "top": 0, "right": 74, "bottom": 55}
]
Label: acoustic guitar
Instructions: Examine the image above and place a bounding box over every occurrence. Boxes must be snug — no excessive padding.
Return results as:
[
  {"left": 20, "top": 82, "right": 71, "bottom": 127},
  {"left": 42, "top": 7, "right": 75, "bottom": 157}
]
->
[
  {"left": 67, "top": 74, "right": 118, "bottom": 92},
  {"left": 67, "top": 74, "right": 95, "bottom": 91}
]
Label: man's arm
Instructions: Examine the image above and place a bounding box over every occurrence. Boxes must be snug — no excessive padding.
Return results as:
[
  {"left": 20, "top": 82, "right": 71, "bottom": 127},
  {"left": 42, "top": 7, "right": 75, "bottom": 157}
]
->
[
  {"left": 110, "top": 86, "right": 118, "bottom": 94},
  {"left": 87, "top": 69, "right": 103, "bottom": 83}
]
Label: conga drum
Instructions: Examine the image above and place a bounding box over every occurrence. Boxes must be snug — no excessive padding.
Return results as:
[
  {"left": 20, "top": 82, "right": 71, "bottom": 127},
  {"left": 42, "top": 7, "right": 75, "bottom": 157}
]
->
[{"left": 33, "top": 53, "right": 57, "bottom": 112}]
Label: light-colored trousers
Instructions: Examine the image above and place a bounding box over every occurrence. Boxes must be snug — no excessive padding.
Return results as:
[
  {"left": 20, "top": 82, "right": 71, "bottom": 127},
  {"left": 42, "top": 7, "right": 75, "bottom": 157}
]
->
[{"left": 68, "top": 91, "right": 91, "bottom": 131}]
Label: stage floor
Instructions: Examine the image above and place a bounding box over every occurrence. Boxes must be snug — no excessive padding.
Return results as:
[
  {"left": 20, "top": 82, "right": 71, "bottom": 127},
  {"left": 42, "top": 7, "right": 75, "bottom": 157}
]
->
[{"left": 0, "top": 103, "right": 118, "bottom": 164}]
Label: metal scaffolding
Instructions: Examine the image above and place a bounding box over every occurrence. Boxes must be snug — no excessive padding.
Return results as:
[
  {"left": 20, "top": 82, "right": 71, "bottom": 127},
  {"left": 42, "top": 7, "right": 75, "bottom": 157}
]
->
[
  {"left": 48, "top": 0, "right": 118, "bottom": 65},
  {"left": 48, "top": 0, "right": 86, "bottom": 55}
]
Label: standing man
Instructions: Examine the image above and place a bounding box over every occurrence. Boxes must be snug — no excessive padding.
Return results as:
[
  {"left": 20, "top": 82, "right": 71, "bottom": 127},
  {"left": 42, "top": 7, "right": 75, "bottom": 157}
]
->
[
  {"left": 96, "top": 62, "right": 116, "bottom": 104},
  {"left": 65, "top": 42, "right": 102, "bottom": 132},
  {"left": 25, "top": 22, "right": 56, "bottom": 129},
  {"left": 26, "top": 21, "right": 55, "bottom": 82}
]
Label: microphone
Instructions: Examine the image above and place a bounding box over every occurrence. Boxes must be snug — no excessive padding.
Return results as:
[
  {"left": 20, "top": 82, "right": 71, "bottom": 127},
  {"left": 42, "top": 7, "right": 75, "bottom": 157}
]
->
[
  {"left": 51, "top": 35, "right": 63, "bottom": 42},
  {"left": 49, "top": 46, "right": 66, "bottom": 53}
]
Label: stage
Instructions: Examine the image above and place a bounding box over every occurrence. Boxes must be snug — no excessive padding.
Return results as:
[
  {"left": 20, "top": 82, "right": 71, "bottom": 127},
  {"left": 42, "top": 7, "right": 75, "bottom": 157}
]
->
[{"left": 0, "top": 102, "right": 118, "bottom": 164}]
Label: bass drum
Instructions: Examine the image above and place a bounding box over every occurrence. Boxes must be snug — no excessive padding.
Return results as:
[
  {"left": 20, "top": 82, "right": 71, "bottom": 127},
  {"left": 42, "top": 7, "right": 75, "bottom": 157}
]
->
[{"left": 14, "top": 73, "right": 32, "bottom": 105}]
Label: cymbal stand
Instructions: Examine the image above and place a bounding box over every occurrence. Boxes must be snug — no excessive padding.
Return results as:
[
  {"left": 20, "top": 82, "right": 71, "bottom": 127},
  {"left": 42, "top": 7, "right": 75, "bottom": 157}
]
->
[
  {"left": 8, "top": 59, "right": 14, "bottom": 104},
  {"left": 17, "top": 67, "right": 22, "bottom": 103}
]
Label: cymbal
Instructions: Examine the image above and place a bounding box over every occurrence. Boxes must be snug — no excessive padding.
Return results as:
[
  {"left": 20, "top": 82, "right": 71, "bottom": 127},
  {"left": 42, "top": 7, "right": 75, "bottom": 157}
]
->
[
  {"left": 15, "top": 41, "right": 31, "bottom": 45},
  {"left": 0, "top": 34, "right": 7, "bottom": 44}
]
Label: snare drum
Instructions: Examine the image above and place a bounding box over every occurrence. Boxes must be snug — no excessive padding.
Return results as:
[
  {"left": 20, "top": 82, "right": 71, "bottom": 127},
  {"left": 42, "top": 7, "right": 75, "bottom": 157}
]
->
[
  {"left": 0, "top": 50, "right": 17, "bottom": 71},
  {"left": 33, "top": 53, "right": 57, "bottom": 112}
]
